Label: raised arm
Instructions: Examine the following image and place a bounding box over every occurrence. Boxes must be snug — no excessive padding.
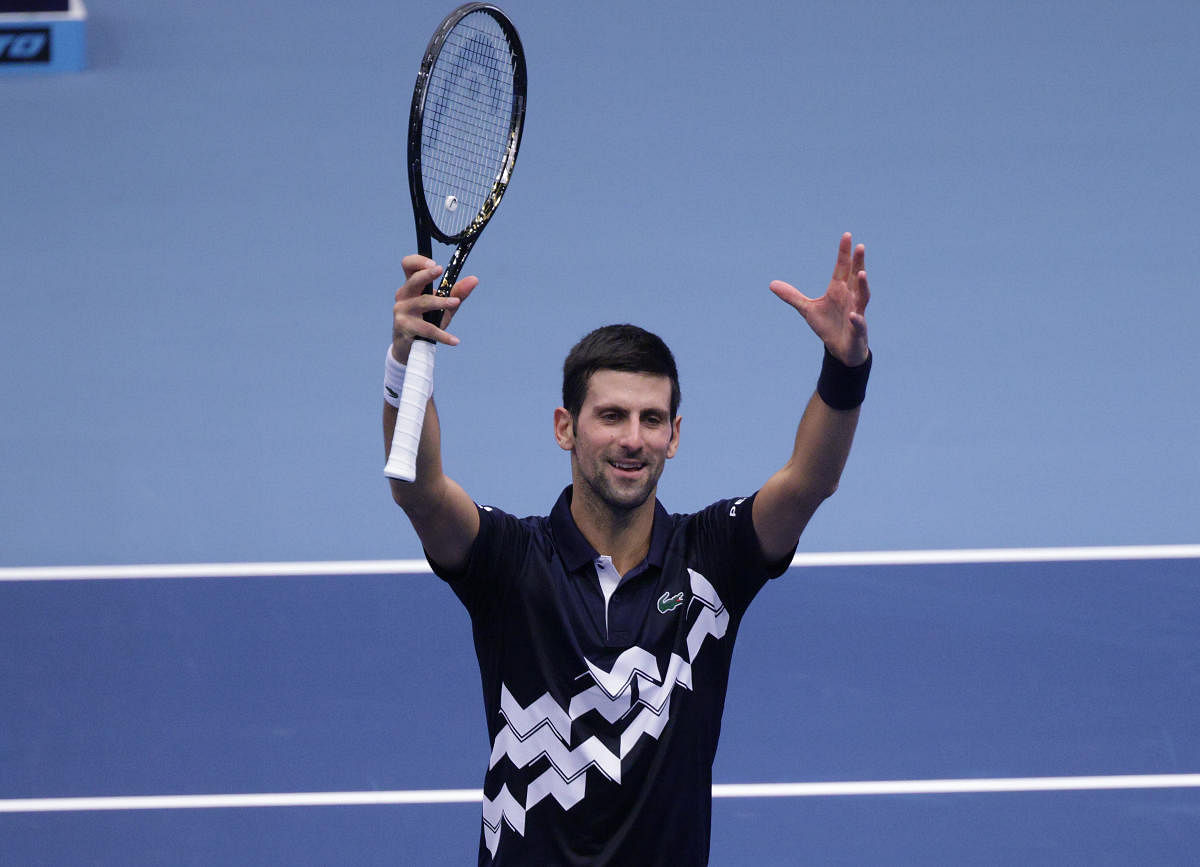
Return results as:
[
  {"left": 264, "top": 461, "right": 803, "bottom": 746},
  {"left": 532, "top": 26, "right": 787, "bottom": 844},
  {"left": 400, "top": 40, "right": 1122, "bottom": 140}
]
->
[
  {"left": 383, "top": 255, "right": 480, "bottom": 572},
  {"left": 752, "top": 233, "right": 872, "bottom": 563}
]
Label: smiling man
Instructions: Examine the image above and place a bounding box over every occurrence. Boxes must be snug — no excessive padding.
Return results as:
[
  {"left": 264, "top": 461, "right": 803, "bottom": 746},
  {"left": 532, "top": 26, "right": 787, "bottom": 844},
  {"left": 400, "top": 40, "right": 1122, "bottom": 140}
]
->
[{"left": 382, "top": 234, "right": 872, "bottom": 865}]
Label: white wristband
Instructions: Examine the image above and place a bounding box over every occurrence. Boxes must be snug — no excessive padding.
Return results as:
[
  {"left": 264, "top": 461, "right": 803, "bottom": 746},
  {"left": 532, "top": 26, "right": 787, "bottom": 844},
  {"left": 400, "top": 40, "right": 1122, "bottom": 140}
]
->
[{"left": 384, "top": 346, "right": 406, "bottom": 408}]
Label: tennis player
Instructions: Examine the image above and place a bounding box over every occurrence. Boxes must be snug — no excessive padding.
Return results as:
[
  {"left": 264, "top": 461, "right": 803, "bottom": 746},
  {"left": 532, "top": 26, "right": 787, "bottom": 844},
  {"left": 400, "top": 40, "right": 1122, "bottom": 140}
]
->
[{"left": 382, "top": 233, "right": 871, "bottom": 865}]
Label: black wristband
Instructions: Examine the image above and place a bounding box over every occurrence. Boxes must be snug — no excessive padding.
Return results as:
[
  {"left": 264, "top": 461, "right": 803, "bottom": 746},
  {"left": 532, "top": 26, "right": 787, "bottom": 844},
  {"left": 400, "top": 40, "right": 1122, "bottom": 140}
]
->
[{"left": 817, "top": 346, "right": 872, "bottom": 410}]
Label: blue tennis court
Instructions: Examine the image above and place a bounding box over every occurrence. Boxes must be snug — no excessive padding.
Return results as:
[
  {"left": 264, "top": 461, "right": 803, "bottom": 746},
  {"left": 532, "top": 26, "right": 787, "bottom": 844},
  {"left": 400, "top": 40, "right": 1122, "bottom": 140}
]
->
[{"left": 3, "top": 548, "right": 1198, "bottom": 863}]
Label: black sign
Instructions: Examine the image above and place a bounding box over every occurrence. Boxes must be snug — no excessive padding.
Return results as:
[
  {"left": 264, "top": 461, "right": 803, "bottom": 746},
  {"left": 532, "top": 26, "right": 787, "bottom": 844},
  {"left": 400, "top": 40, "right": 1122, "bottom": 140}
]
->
[
  {"left": 0, "top": 28, "right": 51, "bottom": 64},
  {"left": 0, "top": 2, "right": 69, "bottom": 11}
]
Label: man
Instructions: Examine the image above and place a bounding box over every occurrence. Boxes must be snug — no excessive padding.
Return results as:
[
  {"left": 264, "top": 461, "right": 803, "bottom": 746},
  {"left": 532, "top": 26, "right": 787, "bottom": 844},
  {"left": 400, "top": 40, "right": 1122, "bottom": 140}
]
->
[{"left": 382, "top": 233, "right": 871, "bottom": 864}]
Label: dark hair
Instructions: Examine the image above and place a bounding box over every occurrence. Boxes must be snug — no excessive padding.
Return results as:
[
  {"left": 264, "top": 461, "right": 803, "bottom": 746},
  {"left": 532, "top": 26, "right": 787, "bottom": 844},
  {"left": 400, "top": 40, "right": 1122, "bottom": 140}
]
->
[{"left": 562, "top": 324, "right": 681, "bottom": 419}]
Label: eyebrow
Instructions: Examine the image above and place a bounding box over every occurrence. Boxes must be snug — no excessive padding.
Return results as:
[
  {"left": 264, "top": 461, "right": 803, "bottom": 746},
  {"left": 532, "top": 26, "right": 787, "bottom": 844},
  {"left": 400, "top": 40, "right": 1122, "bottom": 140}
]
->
[{"left": 591, "top": 403, "right": 669, "bottom": 418}]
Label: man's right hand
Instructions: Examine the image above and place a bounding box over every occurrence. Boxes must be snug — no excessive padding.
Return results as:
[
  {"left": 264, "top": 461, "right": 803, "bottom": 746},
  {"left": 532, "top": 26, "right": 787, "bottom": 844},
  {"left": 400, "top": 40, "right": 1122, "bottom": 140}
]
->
[
  {"left": 385, "top": 254, "right": 483, "bottom": 572},
  {"left": 391, "top": 255, "right": 479, "bottom": 364}
]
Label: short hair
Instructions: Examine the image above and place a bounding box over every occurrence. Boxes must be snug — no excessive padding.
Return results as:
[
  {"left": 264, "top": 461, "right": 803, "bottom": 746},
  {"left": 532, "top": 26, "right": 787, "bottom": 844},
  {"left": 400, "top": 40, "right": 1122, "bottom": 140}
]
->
[{"left": 562, "top": 324, "right": 681, "bottom": 420}]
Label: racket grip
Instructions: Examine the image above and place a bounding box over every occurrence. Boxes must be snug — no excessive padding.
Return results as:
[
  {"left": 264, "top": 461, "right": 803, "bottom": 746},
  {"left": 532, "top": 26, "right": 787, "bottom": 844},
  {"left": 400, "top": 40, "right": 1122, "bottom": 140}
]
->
[{"left": 383, "top": 340, "right": 436, "bottom": 482}]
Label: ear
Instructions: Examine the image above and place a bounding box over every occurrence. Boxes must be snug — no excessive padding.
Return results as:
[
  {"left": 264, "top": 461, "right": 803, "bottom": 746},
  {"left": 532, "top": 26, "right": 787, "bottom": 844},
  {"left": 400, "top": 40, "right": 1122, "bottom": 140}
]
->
[
  {"left": 553, "top": 407, "right": 575, "bottom": 451},
  {"left": 666, "top": 415, "right": 681, "bottom": 459}
]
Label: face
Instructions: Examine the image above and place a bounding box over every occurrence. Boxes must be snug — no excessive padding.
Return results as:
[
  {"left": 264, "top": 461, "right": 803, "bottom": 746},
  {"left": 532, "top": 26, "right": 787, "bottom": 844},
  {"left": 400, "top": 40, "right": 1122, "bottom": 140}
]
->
[{"left": 555, "top": 369, "right": 681, "bottom": 514}]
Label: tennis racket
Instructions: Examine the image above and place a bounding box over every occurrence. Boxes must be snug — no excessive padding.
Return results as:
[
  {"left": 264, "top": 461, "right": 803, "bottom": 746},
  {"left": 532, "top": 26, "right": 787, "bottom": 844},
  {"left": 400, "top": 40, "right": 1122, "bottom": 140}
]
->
[{"left": 384, "top": 2, "right": 527, "bottom": 481}]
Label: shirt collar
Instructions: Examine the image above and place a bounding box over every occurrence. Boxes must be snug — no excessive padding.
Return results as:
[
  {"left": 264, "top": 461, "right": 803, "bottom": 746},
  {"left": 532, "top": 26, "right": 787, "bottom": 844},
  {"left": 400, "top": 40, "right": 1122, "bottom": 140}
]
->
[{"left": 549, "top": 486, "right": 671, "bottom": 575}]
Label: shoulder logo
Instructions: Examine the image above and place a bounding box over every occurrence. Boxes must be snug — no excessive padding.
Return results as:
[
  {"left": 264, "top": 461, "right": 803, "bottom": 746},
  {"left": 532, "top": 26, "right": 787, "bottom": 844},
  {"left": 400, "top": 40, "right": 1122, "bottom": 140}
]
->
[
  {"left": 729, "top": 497, "right": 746, "bottom": 517},
  {"left": 657, "top": 591, "right": 686, "bottom": 614}
]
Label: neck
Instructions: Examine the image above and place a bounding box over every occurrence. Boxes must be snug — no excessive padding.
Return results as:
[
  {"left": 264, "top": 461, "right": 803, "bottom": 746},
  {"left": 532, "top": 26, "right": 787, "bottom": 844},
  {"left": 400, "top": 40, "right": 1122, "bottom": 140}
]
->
[{"left": 569, "top": 484, "right": 656, "bottom": 576}]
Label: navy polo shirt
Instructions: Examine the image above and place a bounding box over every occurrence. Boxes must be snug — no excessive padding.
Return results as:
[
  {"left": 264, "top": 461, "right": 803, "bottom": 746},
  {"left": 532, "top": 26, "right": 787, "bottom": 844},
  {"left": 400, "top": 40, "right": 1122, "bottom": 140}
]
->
[{"left": 430, "top": 486, "right": 793, "bottom": 866}]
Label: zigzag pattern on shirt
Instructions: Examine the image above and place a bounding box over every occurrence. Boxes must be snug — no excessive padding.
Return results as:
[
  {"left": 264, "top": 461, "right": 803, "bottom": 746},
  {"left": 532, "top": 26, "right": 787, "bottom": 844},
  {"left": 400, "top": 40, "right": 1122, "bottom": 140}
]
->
[
  {"left": 568, "top": 679, "right": 633, "bottom": 723},
  {"left": 481, "top": 567, "right": 729, "bottom": 858},
  {"left": 481, "top": 784, "right": 525, "bottom": 858},
  {"left": 685, "top": 567, "right": 729, "bottom": 661},
  {"left": 489, "top": 715, "right": 621, "bottom": 783}
]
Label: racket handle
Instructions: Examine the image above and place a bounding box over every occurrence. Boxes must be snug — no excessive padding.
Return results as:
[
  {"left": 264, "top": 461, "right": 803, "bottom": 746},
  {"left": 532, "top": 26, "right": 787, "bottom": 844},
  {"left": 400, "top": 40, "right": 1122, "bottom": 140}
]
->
[{"left": 383, "top": 340, "right": 436, "bottom": 482}]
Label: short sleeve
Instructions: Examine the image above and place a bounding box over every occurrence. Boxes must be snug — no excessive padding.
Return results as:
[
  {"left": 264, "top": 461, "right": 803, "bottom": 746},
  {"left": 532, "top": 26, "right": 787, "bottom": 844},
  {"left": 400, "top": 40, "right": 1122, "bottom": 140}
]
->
[
  {"left": 685, "top": 492, "right": 796, "bottom": 615},
  {"left": 426, "top": 503, "right": 532, "bottom": 620}
]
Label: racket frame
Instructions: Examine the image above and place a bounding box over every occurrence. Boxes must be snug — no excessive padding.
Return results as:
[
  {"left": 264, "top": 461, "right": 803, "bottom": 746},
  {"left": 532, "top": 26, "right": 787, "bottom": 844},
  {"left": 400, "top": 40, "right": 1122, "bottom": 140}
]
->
[
  {"left": 409, "top": 1, "right": 526, "bottom": 304},
  {"left": 385, "top": 2, "right": 526, "bottom": 482}
]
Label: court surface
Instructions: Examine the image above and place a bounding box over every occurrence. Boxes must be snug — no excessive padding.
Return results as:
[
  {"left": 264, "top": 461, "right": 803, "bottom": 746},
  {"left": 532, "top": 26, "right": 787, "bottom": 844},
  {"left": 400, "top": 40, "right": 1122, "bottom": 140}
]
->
[{"left": 3, "top": 547, "right": 1198, "bottom": 864}]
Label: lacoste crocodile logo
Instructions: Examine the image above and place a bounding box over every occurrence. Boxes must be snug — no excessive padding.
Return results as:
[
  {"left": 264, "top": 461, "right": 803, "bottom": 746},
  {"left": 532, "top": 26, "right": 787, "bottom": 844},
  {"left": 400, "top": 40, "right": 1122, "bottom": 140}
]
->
[{"left": 657, "top": 591, "right": 686, "bottom": 614}]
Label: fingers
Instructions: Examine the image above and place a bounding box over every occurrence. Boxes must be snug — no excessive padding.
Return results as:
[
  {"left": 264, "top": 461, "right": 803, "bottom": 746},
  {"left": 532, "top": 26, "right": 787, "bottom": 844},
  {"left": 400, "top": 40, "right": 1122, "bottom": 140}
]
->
[
  {"left": 772, "top": 232, "right": 871, "bottom": 361},
  {"left": 404, "top": 292, "right": 463, "bottom": 318},
  {"left": 844, "top": 312, "right": 870, "bottom": 366},
  {"left": 832, "top": 233, "right": 868, "bottom": 287},
  {"left": 768, "top": 279, "right": 812, "bottom": 313},
  {"left": 394, "top": 293, "right": 463, "bottom": 346},
  {"left": 448, "top": 273, "right": 479, "bottom": 303},
  {"left": 395, "top": 261, "right": 443, "bottom": 301},
  {"left": 392, "top": 261, "right": 480, "bottom": 350},
  {"left": 849, "top": 310, "right": 868, "bottom": 340},
  {"left": 401, "top": 254, "right": 437, "bottom": 281},
  {"left": 394, "top": 261, "right": 480, "bottom": 303},
  {"left": 831, "top": 232, "right": 853, "bottom": 282},
  {"left": 855, "top": 266, "right": 871, "bottom": 313}
]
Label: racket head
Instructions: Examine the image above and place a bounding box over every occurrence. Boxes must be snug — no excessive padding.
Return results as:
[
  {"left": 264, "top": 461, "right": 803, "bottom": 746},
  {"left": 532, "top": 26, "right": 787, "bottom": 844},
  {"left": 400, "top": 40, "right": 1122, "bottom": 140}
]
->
[{"left": 408, "top": 3, "right": 526, "bottom": 256}]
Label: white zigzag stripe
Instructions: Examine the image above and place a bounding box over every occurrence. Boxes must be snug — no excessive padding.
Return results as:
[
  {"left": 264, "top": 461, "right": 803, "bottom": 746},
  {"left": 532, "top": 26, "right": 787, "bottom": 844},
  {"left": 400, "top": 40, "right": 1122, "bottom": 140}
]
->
[
  {"left": 568, "top": 681, "right": 632, "bottom": 723},
  {"left": 482, "top": 784, "right": 525, "bottom": 857},
  {"left": 686, "top": 568, "right": 728, "bottom": 660},
  {"left": 619, "top": 653, "right": 692, "bottom": 757},
  {"left": 583, "top": 646, "right": 662, "bottom": 698},
  {"left": 490, "top": 724, "right": 621, "bottom": 783},
  {"left": 619, "top": 694, "right": 672, "bottom": 757},
  {"left": 498, "top": 684, "right": 572, "bottom": 742},
  {"left": 526, "top": 766, "right": 588, "bottom": 811},
  {"left": 483, "top": 567, "right": 730, "bottom": 858},
  {"left": 687, "top": 568, "right": 720, "bottom": 606},
  {"left": 635, "top": 657, "right": 692, "bottom": 713}
]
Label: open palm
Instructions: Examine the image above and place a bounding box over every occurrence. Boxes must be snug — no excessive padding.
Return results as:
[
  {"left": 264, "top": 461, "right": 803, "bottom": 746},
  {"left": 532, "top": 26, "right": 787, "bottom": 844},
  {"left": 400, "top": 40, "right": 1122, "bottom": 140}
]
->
[{"left": 769, "top": 233, "right": 871, "bottom": 366}]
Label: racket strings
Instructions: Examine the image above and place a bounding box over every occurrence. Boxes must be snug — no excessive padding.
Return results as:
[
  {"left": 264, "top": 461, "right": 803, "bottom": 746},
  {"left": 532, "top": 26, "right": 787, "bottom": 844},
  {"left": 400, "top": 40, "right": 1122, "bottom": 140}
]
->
[{"left": 422, "top": 13, "right": 517, "bottom": 237}]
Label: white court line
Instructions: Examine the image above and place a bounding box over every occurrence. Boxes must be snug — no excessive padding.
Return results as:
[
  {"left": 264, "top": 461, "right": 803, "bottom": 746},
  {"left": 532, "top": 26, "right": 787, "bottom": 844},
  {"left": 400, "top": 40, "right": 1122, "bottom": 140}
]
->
[
  {"left": 2, "top": 545, "right": 1198, "bottom": 581},
  {"left": 3, "top": 775, "right": 1199, "bottom": 813},
  {"left": 0, "top": 559, "right": 434, "bottom": 581},
  {"left": 790, "top": 545, "right": 1200, "bottom": 568},
  {"left": 711, "top": 774, "right": 1200, "bottom": 797}
]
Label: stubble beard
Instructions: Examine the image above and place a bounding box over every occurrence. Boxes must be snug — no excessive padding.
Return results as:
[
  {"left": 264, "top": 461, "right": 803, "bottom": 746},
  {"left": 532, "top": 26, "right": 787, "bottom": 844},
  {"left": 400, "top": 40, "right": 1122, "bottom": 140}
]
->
[{"left": 575, "top": 454, "right": 662, "bottom": 517}]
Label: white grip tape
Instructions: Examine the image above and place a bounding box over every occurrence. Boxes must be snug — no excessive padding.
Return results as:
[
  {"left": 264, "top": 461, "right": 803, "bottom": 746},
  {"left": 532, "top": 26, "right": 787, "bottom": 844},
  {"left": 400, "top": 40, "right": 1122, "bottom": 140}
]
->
[{"left": 383, "top": 340, "right": 436, "bottom": 481}]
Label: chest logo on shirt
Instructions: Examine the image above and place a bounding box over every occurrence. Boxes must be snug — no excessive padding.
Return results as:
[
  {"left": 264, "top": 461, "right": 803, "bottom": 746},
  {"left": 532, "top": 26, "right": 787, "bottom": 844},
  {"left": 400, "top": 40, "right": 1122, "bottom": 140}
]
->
[{"left": 657, "top": 590, "right": 686, "bottom": 614}]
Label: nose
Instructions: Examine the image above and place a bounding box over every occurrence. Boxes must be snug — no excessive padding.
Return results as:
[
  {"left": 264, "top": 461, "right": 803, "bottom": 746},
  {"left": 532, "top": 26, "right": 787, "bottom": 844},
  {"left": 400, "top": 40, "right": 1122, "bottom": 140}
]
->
[{"left": 615, "top": 419, "right": 645, "bottom": 452}]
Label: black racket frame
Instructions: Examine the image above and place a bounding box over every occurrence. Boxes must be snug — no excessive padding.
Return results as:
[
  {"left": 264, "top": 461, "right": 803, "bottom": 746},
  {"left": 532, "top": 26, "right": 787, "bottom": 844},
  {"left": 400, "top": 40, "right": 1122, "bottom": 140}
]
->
[{"left": 406, "top": 2, "right": 527, "bottom": 328}]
